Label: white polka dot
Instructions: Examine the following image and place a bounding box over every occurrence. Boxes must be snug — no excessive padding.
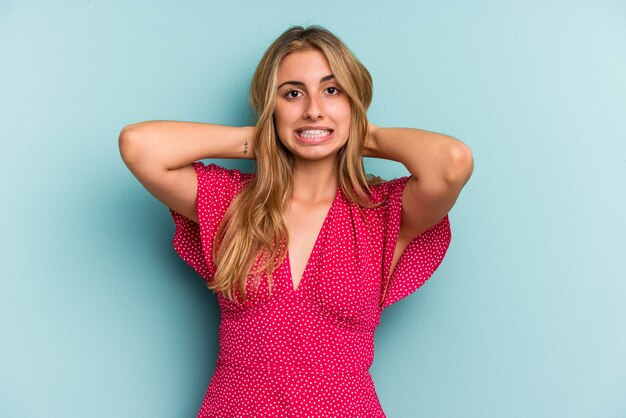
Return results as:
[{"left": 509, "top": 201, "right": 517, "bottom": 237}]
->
[{"left": 169, "top": 162, "right": 452, "bottom": 417}]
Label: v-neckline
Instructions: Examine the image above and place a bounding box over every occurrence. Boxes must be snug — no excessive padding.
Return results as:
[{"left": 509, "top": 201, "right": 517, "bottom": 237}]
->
[{"left": 286, "top": 184, "right": 340, "bottom": 292}]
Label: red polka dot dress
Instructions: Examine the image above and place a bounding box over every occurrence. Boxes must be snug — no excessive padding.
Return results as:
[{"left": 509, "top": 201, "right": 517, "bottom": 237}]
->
[{"left": 169, "top": 162, "right": 452, "bottom": 417}]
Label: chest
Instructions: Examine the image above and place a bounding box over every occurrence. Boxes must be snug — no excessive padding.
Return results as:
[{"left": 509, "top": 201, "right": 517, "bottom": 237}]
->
[
  {"left": 285, "top": 199, "right": 333, "bottom": 291},
  {"left": 220, "top": 199, "right": 387, "bottom": 330}
]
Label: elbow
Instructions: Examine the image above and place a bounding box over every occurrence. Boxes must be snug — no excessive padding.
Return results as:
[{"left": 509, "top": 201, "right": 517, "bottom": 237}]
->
[
  {"left": 444, "top": 141, "right": 474, "bottom": 186},
  {"left": 118, "top": 124, "right": 143, "bottom": 167}
]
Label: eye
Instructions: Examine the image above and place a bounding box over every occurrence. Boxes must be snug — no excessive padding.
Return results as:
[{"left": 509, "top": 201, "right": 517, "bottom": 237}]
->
[
  {"left": 284, "top": 90, "right": 302, "bottom": 100},
  {"left": 326, "top": 86, "right": 341, "bottom": 95}
]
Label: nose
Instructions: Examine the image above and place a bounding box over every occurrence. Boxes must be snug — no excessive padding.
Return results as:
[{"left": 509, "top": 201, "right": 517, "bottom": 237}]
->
[{"left": 303, "top": 95, "right": 323, "bottom": 120}]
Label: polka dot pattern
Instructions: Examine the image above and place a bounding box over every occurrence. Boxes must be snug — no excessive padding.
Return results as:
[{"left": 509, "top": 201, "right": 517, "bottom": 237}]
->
[{"left": 169, "top": 162, "right": 452, "bottom": 417}]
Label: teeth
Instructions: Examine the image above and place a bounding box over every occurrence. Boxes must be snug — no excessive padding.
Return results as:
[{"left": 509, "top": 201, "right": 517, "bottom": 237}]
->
[{"left": 299, "top": 129, "right": 331, "bottom": 138}]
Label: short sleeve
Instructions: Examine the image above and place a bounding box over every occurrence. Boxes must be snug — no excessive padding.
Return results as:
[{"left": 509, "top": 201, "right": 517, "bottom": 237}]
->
[
  {"left": 169, "top": 162, "right": 254, "bottom": 283},
  {"left": 377, "top": 176, "right": 452, "bottom": 310}
]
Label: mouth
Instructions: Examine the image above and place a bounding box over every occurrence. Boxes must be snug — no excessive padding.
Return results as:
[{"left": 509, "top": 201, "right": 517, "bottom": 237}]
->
[{"left": 295, "top": 128, "right": 334, "bottom": 144}]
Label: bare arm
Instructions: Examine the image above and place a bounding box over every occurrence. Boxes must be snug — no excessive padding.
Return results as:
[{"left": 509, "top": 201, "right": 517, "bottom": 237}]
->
[
  {"left": 365, "top": 124, "right": 473, "bottom": 242},
  {"left": 118, "top": 120, "right": 256, "bottom": 223}
]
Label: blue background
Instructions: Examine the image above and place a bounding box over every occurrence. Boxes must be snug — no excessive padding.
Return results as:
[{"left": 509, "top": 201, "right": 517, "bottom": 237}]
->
[{"left": 1, "top": 1, "right": 625, "bottom": 417}]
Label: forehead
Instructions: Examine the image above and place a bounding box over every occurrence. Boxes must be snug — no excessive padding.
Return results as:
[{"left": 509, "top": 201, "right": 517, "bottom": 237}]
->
[{"left": 277, "top": 49, "right": 332, "bottom": 83}]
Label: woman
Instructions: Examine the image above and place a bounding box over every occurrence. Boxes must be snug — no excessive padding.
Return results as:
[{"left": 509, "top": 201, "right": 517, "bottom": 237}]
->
[{"left": 119, "top": 25, "right": 473, "bottom": 417}]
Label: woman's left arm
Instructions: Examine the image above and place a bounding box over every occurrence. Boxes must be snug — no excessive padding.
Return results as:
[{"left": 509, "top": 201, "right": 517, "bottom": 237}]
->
[{"left": 364, "top": 123, "right": 474, "bottom": 239}]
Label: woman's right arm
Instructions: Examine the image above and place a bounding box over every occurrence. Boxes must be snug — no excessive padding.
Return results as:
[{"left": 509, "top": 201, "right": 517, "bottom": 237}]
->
[{"left": 118, "top": 120, "right": 255, "bottom": 223}]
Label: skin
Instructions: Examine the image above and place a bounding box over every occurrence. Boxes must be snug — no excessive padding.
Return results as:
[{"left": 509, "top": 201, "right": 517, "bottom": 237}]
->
[
  {"left": 274, "top": 49, "right": 350, "bottom": 202},
  {"left": 274, "top": 49, "right": 350, "bottom": 288},
  {"left": 273, "top": 49, "right": 474, "bottom": 287},
  {"left": 119, "top": 49, "right": 473, "bottom": 290}
]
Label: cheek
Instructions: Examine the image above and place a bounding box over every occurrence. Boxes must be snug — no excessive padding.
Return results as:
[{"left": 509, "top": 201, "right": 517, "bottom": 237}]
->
[
  {"left": 274, "top": 106, "right": 295, "bottom": 129},
  {"left": 272, "top": 108, "right": 282, "bottom": 125},
  {"left": 273, "top": 116, "right": 290, "bottom": 145},
  {"left": 333, "top": 100, "right": 352, "bottom": 126}
]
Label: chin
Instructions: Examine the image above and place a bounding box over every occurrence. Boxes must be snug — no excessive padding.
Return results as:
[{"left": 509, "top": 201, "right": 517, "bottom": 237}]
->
[{"left": 292, "top": 148, "right": 343, "bottom": 162}]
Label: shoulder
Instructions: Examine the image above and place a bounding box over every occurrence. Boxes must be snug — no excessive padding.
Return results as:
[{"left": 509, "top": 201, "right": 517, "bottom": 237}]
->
[
  {"left": 193, "top": 162, "right": 256, "bottom": 193},
  {"left": 193, "top": 161, "right": 255, "bottom": 180},
  {"left": 366, "top": 176, "right": 411, "bottom": 204}
]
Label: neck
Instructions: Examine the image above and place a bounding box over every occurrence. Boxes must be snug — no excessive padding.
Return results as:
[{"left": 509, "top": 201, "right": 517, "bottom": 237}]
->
[{"left": 291, "top": 159, "right": 338, "bottom": 202}]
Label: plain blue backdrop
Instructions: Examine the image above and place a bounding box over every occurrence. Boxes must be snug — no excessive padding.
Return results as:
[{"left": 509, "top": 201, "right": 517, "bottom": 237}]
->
[{"left": 1, "top": 1, "right": 625, "bottom": 417}]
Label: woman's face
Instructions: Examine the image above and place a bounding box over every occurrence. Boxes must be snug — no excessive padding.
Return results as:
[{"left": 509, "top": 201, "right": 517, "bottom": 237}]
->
[{"left": 274, "top": 49, "right": 351, "bottom": 165}]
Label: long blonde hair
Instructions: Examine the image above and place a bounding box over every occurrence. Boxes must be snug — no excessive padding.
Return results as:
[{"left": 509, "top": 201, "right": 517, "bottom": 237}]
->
[{"left": 210, "top": 25, "right": 385, "bottom": 303}]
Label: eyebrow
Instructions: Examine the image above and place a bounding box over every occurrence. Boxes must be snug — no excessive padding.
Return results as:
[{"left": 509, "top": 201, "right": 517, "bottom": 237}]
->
[{"left": 277, "top": 74, "right": 335, "bottom": 90}]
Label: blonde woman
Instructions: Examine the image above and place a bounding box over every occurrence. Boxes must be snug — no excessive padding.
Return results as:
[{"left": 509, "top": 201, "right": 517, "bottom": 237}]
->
[{"left": 119, "top": 25, "right": 473, "bottom": 417}]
